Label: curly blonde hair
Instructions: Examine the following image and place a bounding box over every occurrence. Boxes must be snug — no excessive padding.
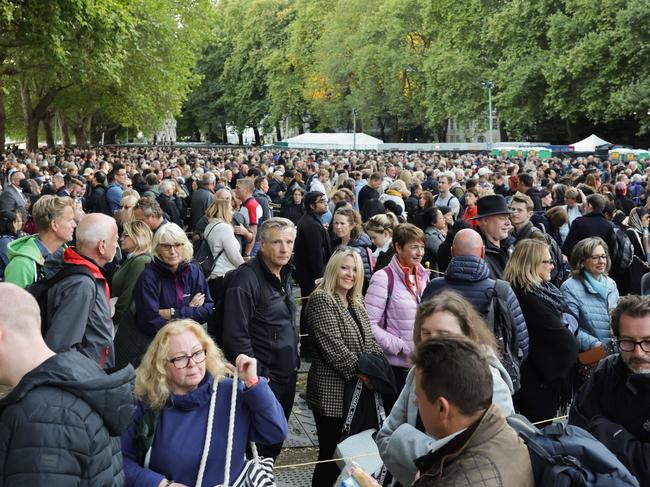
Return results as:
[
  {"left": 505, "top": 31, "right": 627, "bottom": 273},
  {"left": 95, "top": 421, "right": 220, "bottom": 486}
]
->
[{"left": 134, "top": 319, "right": 228, "bottom": 409}]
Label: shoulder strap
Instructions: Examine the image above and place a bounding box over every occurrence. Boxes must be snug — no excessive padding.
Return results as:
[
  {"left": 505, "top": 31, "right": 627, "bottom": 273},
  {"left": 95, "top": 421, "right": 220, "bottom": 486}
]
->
[
  {"left": 493, "top": 279, "right": 509, "bottom": 301},
  {"left": 196, "top": 379, "right": 220, "bottom": 487},
  {"left": 380, "top": 267, "right": 394, "bottom": 330}
]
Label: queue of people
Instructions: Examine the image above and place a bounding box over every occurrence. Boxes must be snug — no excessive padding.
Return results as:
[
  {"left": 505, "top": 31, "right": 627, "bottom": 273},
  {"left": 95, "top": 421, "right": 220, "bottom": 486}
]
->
[{"left": 0, "top": 145, "right": 650, "bottom": 486}]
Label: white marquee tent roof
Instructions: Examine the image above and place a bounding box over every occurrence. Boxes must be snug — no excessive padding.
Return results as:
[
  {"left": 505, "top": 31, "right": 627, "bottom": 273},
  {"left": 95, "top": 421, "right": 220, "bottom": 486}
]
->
[
  {"left": 284, "top": 132, "right": 383, "bottom": 150},
  {"left": 572, "top": 134, "right": 612, "bottom": 152}
]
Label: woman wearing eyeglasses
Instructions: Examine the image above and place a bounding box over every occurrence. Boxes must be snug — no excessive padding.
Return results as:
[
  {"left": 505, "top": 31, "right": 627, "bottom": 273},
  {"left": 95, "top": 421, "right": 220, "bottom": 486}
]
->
[
  {"left": 133, "top": 223, "right": 214, "bottom": 339},
  {"left": 561, "top": 237, "right": 620, "bottom": 352},
  {"left": 121, "top": 319, "right": 287, "bottom": 487},
  {"left": 504, "top": 239, "right": 578, "bottom": 424}
]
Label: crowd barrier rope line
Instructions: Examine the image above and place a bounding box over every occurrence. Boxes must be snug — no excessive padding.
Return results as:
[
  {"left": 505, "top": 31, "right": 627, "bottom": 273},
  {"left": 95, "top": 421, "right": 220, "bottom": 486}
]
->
[{"left": 274, "top": 414, "right": 570, "bottom": 470}]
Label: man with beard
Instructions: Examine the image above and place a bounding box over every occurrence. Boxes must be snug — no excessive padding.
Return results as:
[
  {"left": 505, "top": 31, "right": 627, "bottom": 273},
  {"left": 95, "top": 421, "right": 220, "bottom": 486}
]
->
[{"left": 570, "top": 294, "right": 650, "bottom": 485}]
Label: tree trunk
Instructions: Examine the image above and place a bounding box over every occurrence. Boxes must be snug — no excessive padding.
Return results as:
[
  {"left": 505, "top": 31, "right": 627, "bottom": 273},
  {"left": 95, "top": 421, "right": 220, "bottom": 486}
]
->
[
  {"left": 565, "top": 119, "right": 574, "bottom": 142},
  {"left": 238, "top": 131, "right": 244, "bottom": 145},
  {"left": 43, "top": 112, "right": 55, "bottom": 148},
  {"left": 275, "top": 123, "right": 282, "bottom": 141},
  {"left": 378, "top": 118, "right": 385, "bottom": 141},
  {"left": 0, "top": 90, "right": 5, "bottom": 151},
  {"left": 19, "top": 79, "right": 61, "bottom": 151},
  {"left": 222, "top": 125, "right": 228, "bottom": 144},
  {"left": 61, "top": 117, "right": 71, "bottom": 146},
  {"left": 253, "top": 125, "right": 261, "bottom": 145},
  {"left": 74, "top": 125, "right": 86, "bottom": 145}
]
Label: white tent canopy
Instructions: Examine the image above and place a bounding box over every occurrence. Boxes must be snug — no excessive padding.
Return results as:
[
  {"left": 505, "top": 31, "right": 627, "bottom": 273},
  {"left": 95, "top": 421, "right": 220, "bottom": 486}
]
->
[
  {"left": 572, "top": 134, "right": 612, "bottom": 152},
  {"left": 284, "top": 132, "right": 383, "bottom": 150}
]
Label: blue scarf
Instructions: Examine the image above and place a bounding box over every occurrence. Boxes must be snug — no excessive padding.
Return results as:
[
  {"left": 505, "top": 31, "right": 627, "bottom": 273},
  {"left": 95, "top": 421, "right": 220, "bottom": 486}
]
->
[{"left": 584, "top": 272, "right": 609, "bottom": 302}]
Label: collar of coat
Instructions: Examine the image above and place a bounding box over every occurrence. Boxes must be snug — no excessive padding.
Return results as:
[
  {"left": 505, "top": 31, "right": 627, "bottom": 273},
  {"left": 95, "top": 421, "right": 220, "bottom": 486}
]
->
[{"left": 414, "top": 404, "right": 506, "bottom": 481}]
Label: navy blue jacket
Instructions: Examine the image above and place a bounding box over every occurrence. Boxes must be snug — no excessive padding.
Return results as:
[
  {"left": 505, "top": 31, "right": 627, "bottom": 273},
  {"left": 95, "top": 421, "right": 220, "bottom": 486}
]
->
[
  {"left": 121, "top": 375, "right": 287, "bottom": 487},
  {"left": 562, "top": 211, "right": 613, "bottom": 258},
  {"left": 134, "top": 259, "right": 213, "bottom": 336},
  {"left": 422, "top": 255, "right": 529, "bottom": 361}
]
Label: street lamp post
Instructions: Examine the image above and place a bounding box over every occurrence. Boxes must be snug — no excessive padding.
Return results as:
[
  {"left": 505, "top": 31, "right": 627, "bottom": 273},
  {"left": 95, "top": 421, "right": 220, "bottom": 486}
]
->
[
  {"left": 352, "top": 107, "right": 358, "bottom": 150},
  {"left": 481, "top": 81, "right": 494, "bottom": 150}
]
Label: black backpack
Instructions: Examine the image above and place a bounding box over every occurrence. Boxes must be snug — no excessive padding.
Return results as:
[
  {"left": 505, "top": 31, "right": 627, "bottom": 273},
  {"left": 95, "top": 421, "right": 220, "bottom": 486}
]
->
[
  {"left": 26, "top": 264, "right": 96, "bottom": 336},
  {"left": 207, "top": 261, "right": 273, "bottom": 349},
  {"left": 608, "top": 224, "right": 634, "bottom": 271},
  {"left": 193, "top": 222, "right": 224, "bottom": 277},
  {"left": 485, "top": 279, "right": 521, "bottom": 392}
]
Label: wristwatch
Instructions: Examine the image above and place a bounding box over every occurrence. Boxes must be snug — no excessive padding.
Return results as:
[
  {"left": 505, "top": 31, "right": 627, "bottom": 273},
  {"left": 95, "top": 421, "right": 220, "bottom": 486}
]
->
[{"left": 170, "top": 308, "right": 175, "bottom": 320}]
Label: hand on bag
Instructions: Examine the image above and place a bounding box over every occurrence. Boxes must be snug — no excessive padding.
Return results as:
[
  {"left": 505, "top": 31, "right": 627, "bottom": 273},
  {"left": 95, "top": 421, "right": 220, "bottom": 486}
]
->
[
  {"left": 189, "top": 293, "right": 205, "bottom": 307},
  {"left": 358, "top": 374, "right": 374, "bottom": 391},
  {"left": 235, "top": 354, "right": 258, "bottom": 383}
]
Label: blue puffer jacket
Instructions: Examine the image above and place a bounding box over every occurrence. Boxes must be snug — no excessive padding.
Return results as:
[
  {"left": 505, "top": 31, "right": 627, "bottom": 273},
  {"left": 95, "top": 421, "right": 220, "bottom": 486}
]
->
[
  {"left": 422, "top": 255, "right": 529, "bottom": 361},
  {"left": 560, "top": 275, "right": 619, "bottom": 351}
]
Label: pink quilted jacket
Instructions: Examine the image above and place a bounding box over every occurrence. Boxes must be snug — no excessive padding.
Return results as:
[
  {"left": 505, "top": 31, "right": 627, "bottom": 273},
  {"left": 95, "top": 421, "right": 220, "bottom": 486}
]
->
[{"left": 364, "top": 256, "right": 429, "bottom": 368}]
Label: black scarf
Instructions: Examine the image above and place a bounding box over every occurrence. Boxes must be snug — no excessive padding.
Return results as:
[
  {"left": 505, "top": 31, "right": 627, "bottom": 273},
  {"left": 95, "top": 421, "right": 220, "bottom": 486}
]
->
[{"left": 530, "top": 281, "right": 566, "bottom": 316}]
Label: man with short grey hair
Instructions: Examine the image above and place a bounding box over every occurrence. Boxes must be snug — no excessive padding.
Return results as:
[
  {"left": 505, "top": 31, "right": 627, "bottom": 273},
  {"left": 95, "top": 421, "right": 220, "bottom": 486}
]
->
[
  {"left": 42, "top": 213, "right": 119, "bottom": 368},
  {"left": 223, "top": 217, "right": 298, "bottom": 459},
  {"left": 157, "top": 178, "right": 183, "bottom": 226}
]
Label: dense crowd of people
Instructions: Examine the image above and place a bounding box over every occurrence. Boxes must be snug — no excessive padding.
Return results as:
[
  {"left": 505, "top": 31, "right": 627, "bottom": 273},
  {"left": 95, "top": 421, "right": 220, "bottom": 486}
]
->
[{"left": 0, "top": 145, "right": 649, "bottom": 486}]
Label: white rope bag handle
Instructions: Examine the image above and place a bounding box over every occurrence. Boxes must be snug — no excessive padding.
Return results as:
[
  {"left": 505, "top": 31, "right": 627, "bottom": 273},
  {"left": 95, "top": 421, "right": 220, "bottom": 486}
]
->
[{"left": 196, "top": 374, "right": 258, "bottom": 487}]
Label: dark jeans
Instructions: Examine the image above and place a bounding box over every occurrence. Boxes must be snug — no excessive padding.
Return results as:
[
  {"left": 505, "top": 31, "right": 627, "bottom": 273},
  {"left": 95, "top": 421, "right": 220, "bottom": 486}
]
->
[
  {"left": 381, "top": 365, "right": 409, "bottom": 415},
  {"left": 257, "top": 371, "right": 297, "bottom": 459},
  {"left": 312, "top": 412, "right": 345, "bottom": 487}
]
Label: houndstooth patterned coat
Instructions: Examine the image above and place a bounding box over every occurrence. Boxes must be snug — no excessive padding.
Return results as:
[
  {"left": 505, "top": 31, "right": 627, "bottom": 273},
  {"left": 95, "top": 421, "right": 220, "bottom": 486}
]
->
[{"left": 306, "top": 290, "right": 384, "bottom": 417}]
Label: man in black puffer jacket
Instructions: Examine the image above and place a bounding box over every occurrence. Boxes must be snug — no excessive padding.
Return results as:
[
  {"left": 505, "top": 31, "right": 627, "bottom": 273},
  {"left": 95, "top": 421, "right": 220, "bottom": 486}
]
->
[
  {"left": 422, "top": 228, "right": 529, "bottom": 362},
  {"left": 0, "top": 282, "right": 136, "bottom": 487}
]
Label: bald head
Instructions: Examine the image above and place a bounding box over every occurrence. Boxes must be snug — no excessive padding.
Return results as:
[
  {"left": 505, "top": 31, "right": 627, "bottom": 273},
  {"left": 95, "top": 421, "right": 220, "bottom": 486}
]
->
[
  {"left": 0, "top": 283, "right": 42, "bottom": 337},
  {"left": 452, "top": 229, "right": 485, "bottom": 258},
  {"left": 76, "top": 213, "right": 118, "bottom": 266}
]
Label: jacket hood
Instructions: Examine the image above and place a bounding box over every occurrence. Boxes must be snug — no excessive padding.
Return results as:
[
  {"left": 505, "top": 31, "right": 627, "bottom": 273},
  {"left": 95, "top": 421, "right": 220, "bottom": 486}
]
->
[
  {"left": 350, "top": 233, "right": 372, "bottom": 248},
  {"left": 445, "top": 255, "right": 491, "bottom": 282},
  {"left": 6, "top": 235, "right": 42, "bottom": 262},
  {"left": 1, "top": 352, "right": 135, "bottom": 436}
]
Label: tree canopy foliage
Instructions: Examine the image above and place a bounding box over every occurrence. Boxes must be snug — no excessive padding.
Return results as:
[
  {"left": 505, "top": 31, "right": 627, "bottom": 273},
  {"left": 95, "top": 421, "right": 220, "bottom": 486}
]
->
[
  {"left": 2, "top": 0, "right": 649, "bottom": 148},
  {"left": 183, "top": 0, "right": 650, "bottom": 144}
]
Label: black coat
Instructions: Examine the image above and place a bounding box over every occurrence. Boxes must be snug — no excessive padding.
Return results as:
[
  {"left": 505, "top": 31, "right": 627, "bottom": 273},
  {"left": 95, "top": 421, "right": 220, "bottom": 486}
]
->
[
  {"left": 222, "top": 256, "right": 299, "bottom": 381},
  {"left": 190, "top": 187, "right": 214, "bottom": 231},
  {"left": 513, "top": 289, "right": 578, "bottom": 424},
  {"left": 0, "top": 352, "right": 135, "bottom": 487},
  {"left": 570, "top": 355, "right": 650, "bottom": 486},
  {"left": 357, "top": 185, "right": 380, "bottom": 213},
  {"left": 562, "top": 211, "right": 613, "bottom": 258},
  {"left": 157, "top": 193, "right": 183, "bottom": 227},
  {"left": 85, "top": 185, "right": 110, "bottom": 215},
  {"left": 279, "top": 200, "right": 305, "bottom": 225},
  {"left": 294, "top": 212, "right": 331, "bottom": 293}
]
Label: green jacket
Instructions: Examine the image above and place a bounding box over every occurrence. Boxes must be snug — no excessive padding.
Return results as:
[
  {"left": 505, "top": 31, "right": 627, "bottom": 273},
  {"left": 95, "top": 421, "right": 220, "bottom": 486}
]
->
[
  {"left": 111, "top": 253, "right": 152, "bottom": 325},
  {"left": 4, "top": 235, "right": 45, "bottom": 288}
]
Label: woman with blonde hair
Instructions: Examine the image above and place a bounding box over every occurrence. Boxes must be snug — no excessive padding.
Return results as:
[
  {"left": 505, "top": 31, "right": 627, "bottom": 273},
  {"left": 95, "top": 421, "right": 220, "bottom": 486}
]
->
[
  {"left": 504, "top": 239, "right": 578, "bottom": 424},
  {"left": 121, "top": 319, "right": 287, "bottom": 487},
  {"left": 376, "top": 290, "right": 515, "bottom": 486},
  {"left": 133, "top": 223, "right": 213, "bottom": 339},
  {"left": 365, "top": 213, "right": 399, "bottom": 272},
  {"left": 112, "top": 220, "right": 153, "bottom": 328},
  {"left": 204, "top": 198, "right": 245, "bottom": 282},
  {"left": 306, "top": 249, "right": 384, "bottom": 486}
]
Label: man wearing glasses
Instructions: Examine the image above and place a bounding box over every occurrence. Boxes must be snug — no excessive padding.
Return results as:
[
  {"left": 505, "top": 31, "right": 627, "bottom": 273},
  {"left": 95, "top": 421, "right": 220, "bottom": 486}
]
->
[{"left": 570, "top": 294, "right": 650, "bottom": 484}]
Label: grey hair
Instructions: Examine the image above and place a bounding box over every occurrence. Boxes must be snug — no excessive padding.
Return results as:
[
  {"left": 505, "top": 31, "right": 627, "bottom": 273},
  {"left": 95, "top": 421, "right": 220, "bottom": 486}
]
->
[
  {"left": 259, "top": 217, "right": 296, "bottom": 242},
  {"left": 159, "top": 179, "right": 175, "bottom": 194},
  {"left": 202, "top": 172, "right": 216, "bottom": 185}
]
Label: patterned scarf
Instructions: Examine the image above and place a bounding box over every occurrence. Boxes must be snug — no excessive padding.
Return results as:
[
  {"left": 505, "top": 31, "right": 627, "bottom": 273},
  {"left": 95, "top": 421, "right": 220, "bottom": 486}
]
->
[{"left": 530, "top": 281, "right": 566, "bottom": 316}]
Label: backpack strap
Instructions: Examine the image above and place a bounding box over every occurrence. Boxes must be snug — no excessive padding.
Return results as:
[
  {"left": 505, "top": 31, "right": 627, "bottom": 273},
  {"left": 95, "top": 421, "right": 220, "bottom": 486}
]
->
[
  {"left": 380, "top": 267, "right": 395, "bottom": 330},
  {"left": 40, "top": 264, "right": 97, "bottom": 336}
]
